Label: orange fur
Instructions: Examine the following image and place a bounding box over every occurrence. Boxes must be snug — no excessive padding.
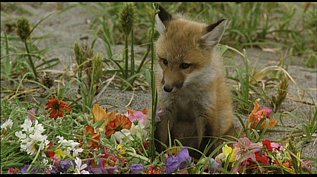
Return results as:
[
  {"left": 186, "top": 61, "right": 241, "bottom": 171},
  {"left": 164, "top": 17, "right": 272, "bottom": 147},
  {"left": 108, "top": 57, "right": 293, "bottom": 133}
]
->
[{"left": 154, "top": 8, "right": 234, "bottom": 158}]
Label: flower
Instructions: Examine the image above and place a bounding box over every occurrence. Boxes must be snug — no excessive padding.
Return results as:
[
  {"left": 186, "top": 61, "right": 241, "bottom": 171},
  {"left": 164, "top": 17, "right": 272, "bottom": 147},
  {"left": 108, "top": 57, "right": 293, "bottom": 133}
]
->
[
  {"left": 208, "top": 158, "right": 221, "bottom": 173},
  {"left": 176, "top": 148, "right": 191, "bottom": 169},
  {"left": 127, "top": 108, "right": 148, "bottom": 126},
  {"left": 46, "top": 98, "right": 71, "bottom": 119},
  {"left": 166, "top": 154, "right": 179, "bottom": 174},
  {"left": 1, "top": 118, "right": 13, "bottom": 130},
  {"left": 56, "top": 136, "right": 83, "bottom": 158},
  {"left": 92, "top": 104, "right": 113, "bottom": 131},
  {"left": 7, "top": 167, "right": 19, "bottom": 174},
  {"left": 148, "top": 165, "right": 161, "bottom": 174},
  {"left": 234, "top": 137, "right": 262, "bottom": 162},
  {"left": 27, "top": 108, "right": 36, "bottom": 122},
  {"left": 222, "top": 144, "right": 238, "bottom": 163},
  {"left": 106, "top": 114, "right": 132, "bottom": 138},
  {"left": 262, "top": 139, "right": 273, "bottom": 151},
  {"left": 271, "top": 142, "right": 284, "bottom": 151},
  {"left": 166, "top": 148, "right": 191, "bottom": 174},
  {"left": 116, "top": 144, "right": 126, "bottom": 157},
  {"left": 84, "top": 125, "right": 101, "bottom": 149},
  {"left": 89, "top": 158, "right": 119, "bottom": 174},
  {"left": 74, "top": 157, "right": 89, "bottom": 174},
  {"left": 15, "top": 119, "right": 49, "bottom": 156},
  {"left": 102, "top": 166, "right": 118, "bottom": 174},
  {"left": 101, "top": 148, "right": 118, "bottom": 166},
  {"left": 113, "top": 129, "right": 132, "bottom": 144},
  {"left": 255, "top": 152, "right": 270, "bottom": 165},
  {"left": 55, "top": 149, "right": 67, "bottom": 159},
  {"left": 247, "top": 101, "right": 277, "bottom": 130},
  {"left": 17, "top": 17, "right": 31, "bottom": 42},
  {"left": 21, "top": 164, "right": 30, "bottom": 174},
  {"left": 59, "top": 160, "right": 72, "bottom": 173},
  {"left": 130, "top": 164, "right": 145, "bottom": 174}
]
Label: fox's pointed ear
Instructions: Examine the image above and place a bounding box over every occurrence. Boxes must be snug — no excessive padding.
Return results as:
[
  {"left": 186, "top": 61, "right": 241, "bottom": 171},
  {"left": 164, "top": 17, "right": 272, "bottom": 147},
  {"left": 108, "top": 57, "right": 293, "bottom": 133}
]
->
[
  {"left": 155, "top": 6, "right": 172, "bottom": 35},
  {"left": 200, "top": 19, "right": 227, "bottom": 48}
]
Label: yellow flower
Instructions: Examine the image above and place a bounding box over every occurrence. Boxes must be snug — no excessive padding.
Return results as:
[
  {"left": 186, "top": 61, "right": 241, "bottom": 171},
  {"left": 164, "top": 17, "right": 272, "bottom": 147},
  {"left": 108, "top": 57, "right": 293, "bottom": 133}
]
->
[
  {"left": 117, "top": 144, "right": 126, "bottom": 157},
  {"left": 55, "top": 149, "right": 67, "bottom": 159},
  {"left": 222, "top": 145, "right": 238, "bottom": 162}
]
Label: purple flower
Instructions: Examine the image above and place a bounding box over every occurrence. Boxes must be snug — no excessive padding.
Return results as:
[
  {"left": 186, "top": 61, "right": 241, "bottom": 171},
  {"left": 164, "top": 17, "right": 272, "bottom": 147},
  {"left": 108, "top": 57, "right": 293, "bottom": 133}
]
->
[
  {"left": 166, "top": 155, "right": 179, "bottom": 174},
  {"left": 21, "top": 164, "right": 29, "bottom": 174},
  {"left": 102, "top": 166, "right": 118, "bottom": 174},
  {"left": 208, "top": 158, "right": 221, "bottom": 173},
  {"left": 88, "top": 159, "right": 118, "bottom": 174},
  {"left": 166, "top": 148, "right": 192, "bottom": 174},
  {"left": 130, "top": 164, "right": 145, "bottom": 174},
  {"left": 177, "top": 148, "right": 191, "bottom": 169},
  {"left": 21, "top": 164, "right": 39, "bottom": 174},
  {"left": 60, "top": 160, "right": 72, "bottom": 172}
]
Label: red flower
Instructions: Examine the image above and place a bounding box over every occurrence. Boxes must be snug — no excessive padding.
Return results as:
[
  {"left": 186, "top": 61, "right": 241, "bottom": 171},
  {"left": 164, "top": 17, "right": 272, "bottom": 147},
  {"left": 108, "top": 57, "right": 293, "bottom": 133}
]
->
[
  {"left": 46, "top": 98, "right": 71, "bottom": 119},
  {"left": 105, "top": 114, "right": 132, "bottom": 138},
  {"left": 262, "top": 139, "right": 273, "bottom": 151},
  {"left": 7, "top": 167, "right": 19, "bottom": 174},
  {"left": 255, "top": 152, "right": 270, "bottom": 165},
  {"left": 46, "top": 141, "right": 55, "bottom": 158},
  {"left": 148, "top": 165, "right": 161, "bottom": 174},
  {"left": 84, "top": 125, "right": 101, "bottom": 149}
]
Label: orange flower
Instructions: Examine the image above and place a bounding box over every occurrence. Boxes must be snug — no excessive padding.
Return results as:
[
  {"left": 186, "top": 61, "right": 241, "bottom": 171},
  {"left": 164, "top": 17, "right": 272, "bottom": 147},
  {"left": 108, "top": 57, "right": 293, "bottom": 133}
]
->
[
  {"left": 247, "top": 101, "right": 277, "bottom": 130},
  {"left": 84, "top": 125, "right": 101, "bottom": 149},
  {"left": 106, "top": 114, "right": 132, "bottom": 138},
  {"left": 46, "top": 98, "right": 71, "bottom": 119}
]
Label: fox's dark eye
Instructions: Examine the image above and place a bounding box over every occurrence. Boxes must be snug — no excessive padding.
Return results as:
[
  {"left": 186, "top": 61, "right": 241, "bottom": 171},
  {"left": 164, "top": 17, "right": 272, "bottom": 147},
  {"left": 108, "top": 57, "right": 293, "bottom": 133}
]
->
[
  {"left": 180, "top": 63, "right": 191, "bottom": 69},
  {"left": 161, "top": 59, "right": 168, "bottom": 66}
]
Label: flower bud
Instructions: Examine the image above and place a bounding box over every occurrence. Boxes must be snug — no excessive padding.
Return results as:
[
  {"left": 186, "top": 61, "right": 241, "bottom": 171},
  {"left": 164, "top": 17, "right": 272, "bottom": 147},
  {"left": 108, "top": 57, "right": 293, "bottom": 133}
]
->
[
  {"left": 119, "top": 2, "right": 135, "bottom": 35},
  {"left": 17, "top": 17, "right": 31, "bottom": 42}
]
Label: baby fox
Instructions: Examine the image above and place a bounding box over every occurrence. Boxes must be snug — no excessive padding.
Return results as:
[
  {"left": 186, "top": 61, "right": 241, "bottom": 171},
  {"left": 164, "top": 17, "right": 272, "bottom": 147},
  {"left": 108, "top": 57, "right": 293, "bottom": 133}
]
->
[{"left": 154, "top": 6, "right": 234, "bottom": 158}]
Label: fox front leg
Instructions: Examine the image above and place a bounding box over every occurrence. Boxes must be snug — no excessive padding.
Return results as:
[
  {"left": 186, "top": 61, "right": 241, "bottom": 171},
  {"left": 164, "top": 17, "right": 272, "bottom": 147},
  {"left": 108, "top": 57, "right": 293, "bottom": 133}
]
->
[{"left": 154, "top": 108, "right": 176, "bottom": 153}]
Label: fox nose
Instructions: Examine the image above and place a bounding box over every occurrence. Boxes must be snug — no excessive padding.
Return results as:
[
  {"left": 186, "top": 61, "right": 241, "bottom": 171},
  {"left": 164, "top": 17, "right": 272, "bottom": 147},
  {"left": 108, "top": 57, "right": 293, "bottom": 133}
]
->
[{"left": 163, "top": 85, "right": 173, "bottom": 92}]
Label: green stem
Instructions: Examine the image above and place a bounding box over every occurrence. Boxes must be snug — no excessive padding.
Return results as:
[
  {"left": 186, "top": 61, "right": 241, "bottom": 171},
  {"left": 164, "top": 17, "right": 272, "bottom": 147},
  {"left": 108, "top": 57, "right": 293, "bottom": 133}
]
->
[
  {"left": 150, "top": 6, "right": 157, "bottom": 162},
  {"left": 24, "top": 41, "right": 38, "bottom": 81},
  {"left": 124, "top": 35, "right": 129, "bottom": 79},
  {"left": 27, "top": 142, "right": 43, "bottom": 173},
  {"left": 130, "top": 28, "right": 135, "bottom": 77}
]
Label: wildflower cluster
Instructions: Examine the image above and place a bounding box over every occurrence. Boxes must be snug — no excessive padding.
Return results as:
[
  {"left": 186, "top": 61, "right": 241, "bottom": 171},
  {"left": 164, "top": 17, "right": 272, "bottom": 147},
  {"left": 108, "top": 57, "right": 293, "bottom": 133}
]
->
[
  {"left": 2, "top": 99, "right": 314, "bottom": 174},
  {"left": 15, "top": 119, "right": 49, "bottom": 156}
]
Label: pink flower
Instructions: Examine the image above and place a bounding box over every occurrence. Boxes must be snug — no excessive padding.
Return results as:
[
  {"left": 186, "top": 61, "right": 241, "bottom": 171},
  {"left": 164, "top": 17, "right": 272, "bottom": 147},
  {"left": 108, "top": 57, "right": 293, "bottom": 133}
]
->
[
  {"left": 127, "top": 109, "right": 148, "bottom": 125},
  {"left": 271, "top": 142, "right": 284, "bottom": 151},
  {"left": 28, "top": 108, "right": 36, "bottom": 122},
  {"left": 234, "top": 137, "right": 262, "bottom": 162},
  {"left": 262, "top": 107, "right": 272, "bottom": 117}
]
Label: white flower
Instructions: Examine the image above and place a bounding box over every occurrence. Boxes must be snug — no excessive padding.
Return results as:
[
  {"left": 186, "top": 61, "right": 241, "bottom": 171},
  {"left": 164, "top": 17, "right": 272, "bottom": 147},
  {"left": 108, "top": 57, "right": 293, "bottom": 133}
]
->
[
  {"left": 15, "top": 119, "right": 49, "bottom": 156},
  {"left": 21, "top": 119, "right": 32, "bottom": 131},
  {"left": 113, "top": 129, "right": 133, "bottom": 144},
  {"left": 15, "top": 131, "right": 26, "bottom": 139},
  {"left": 73, "top": 148, "right": 83, "bottom": 157},
  {"left": 74, "top": 157, "right": 89, "bottom": 174},
  {"left": 56, "top": 136, "right": 82, "bottom": 157},
  {"left": 130, "top": 123, "right": 148, "bottom": 140},
  {"left": 23, "top": 141, "right": 37, "bottom": 155},
  {"left": 1, "top": 118, "right": 13, "bottom": 130}
]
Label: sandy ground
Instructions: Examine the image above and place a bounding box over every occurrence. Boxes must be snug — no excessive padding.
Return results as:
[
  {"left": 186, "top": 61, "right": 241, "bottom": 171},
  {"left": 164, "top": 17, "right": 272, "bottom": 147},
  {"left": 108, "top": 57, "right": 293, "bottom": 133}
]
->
[{"left": 1, "top": 2, "right": 316, "bottom": 158}]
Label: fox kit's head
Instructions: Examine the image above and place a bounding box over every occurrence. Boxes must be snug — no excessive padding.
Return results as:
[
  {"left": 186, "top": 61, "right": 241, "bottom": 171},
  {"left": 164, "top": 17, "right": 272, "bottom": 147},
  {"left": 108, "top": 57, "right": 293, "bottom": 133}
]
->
[{"left": 155, "top": 6, "right": 227, "bottom": 93}]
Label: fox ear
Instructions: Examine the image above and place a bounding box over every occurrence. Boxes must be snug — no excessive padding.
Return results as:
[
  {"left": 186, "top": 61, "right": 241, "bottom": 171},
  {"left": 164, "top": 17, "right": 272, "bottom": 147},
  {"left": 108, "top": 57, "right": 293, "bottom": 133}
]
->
[
  {"left": 155, "top": 6, "right": 172, "bottom": 35},
  {"left": 200, "top": 19, "right": 227, "bottom": 48}
]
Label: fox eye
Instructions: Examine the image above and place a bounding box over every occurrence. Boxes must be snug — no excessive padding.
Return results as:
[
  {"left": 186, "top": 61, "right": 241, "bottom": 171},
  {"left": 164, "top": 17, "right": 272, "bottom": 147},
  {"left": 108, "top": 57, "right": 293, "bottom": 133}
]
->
[
  {"left": 180, "top": 63, "right": 191, "bottom": 69},
  {"left": 161, "top": 58, "right": 168, "bottom": 66}
]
